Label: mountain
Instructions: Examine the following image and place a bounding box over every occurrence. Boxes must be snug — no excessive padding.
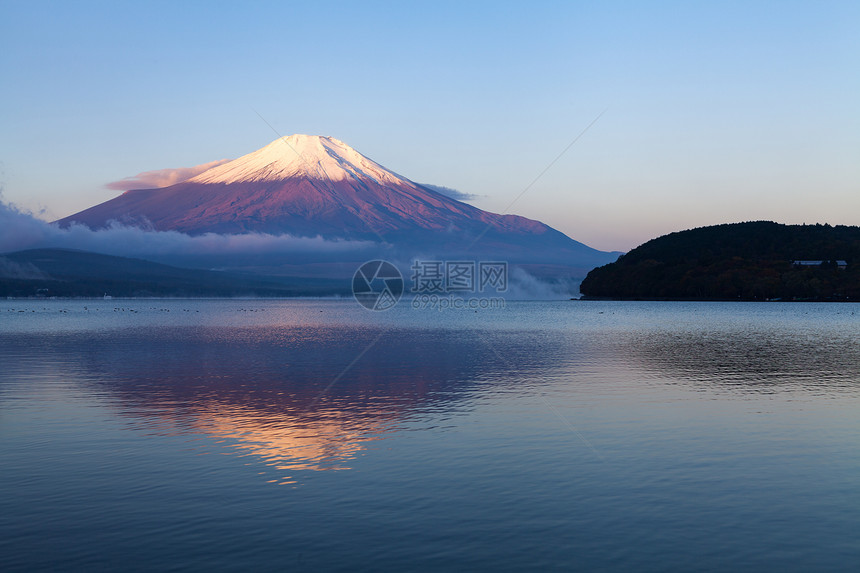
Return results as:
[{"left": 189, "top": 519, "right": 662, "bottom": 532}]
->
[
  {"left": 58, "top": 135, "right": 618, "bottom": 274},
  {"left": 580, "top": 222, "right": 860, "bottom": 301},
  {"left": 0, "top": 248, "right": 348, "bottom": 298}
]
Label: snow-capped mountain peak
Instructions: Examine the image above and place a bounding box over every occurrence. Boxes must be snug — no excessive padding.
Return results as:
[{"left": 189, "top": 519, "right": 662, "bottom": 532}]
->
[
  {"left": 189, "top": 134, "right": 404, "bottom": 187},
  {"left": 56, "top": 134, "right": 617, "bottom": 269}
]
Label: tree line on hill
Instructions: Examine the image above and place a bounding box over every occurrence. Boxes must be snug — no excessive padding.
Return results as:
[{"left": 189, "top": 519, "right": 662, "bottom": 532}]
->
[{"left": 580, "top": 222, "right": 860, "bottom": 301}]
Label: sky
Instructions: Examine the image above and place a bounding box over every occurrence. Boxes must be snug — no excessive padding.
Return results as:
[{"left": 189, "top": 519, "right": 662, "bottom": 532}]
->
[{"left": 1, "top": 0, "right": 858, "bottom": 252}]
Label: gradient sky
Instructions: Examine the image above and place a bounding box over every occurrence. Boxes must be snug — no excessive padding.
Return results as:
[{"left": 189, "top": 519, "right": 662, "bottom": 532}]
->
[{"left": 1, "top": 0, "right": 858, "bottom": 252}]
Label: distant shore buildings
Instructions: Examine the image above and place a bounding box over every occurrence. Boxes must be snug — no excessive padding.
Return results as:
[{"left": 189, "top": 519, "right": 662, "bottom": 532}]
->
[{"left": 792, "top": 260, "right": 847, "bottom": 270}]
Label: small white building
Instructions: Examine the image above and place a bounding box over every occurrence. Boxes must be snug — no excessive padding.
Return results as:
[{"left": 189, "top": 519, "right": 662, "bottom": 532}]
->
[{"left": 792, "top": 260, "right": 847, "bottom": 270}]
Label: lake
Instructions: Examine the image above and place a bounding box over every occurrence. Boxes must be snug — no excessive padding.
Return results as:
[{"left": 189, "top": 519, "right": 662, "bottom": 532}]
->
[{"left": 1, "top": 299, "right": 859, "bottom": 571}]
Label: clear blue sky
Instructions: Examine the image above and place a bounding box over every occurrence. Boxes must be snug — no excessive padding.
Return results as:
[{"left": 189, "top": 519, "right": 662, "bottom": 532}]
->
[{"left": 1, "top": 0, "right": 858, "bottom": 251}]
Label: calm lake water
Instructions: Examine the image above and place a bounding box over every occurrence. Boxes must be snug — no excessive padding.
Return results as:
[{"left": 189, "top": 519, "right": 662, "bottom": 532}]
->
[{"left": 1, "top": 299, "right": 859, "bottom": 571}]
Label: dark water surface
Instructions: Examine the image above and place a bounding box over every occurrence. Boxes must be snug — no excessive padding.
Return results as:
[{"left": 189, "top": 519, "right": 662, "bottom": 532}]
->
[{"left": 2, "top": 300, "right": 859, "bottom": 571}]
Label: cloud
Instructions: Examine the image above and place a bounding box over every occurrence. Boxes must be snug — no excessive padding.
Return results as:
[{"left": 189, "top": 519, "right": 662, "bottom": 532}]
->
[
  {"left": 505, "top": 266, "right": 580, "bottom": 300},
  {"left": 420, "top": 183, "right": 482, "bottom": 202},
  {"left": 0, "top": 199, "right": 580, "bottom": 298},
  {"left": 105, "top": 159, "right": 232, "bottom": 191},
  {"left": 0, "top": 257, "right": 48, "bottom": 280},
  {"left": 0, "top": 198, "right": 375, "bottom": 260}
]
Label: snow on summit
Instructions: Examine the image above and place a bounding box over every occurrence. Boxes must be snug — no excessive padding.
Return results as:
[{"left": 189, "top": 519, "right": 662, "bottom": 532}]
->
[{"left": 190, "top": 134, "right": 403, "bottom": 187}]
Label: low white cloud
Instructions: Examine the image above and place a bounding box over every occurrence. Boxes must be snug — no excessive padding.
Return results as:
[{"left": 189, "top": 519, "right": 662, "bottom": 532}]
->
[
  {"left": 0, "top": 257, "right": 48, "bottom": 279},
  {"left": 105, "top": 159, "right": 232, "bottom": 191},
  {"left": 420, "top": 183, "right": 481, "bottom": 202},
  {"left": 505, "top": 266, "right": 580, "bottom": 300},
  {"left": 0, "top": 198, "right": 374, "bottom": 258}
]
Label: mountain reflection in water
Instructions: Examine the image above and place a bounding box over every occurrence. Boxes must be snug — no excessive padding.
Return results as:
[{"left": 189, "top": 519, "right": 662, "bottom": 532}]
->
[
  {"left": 5, "top": 324, "right": 531, "bottom": 482},
  {"left": 2, "top": 301, "right": 860, "bottom": 571}
]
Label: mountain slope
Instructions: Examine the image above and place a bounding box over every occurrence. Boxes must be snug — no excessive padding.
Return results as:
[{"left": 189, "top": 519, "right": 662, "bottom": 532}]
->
[{"left": 58, "top": 135, "right": 618, "bottom": 267}]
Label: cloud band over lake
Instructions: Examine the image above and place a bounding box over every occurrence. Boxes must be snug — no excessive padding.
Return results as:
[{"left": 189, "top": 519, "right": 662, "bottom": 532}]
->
[{"left": 0, "top": 199, "right": 375, "bottom": 259}]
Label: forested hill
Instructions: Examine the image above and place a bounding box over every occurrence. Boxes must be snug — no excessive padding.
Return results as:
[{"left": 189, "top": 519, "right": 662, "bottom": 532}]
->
[
  {"left": 0, "top": 248, "right": 348, "bottom": 298},
  {"left": 580, "top": 222, "right": 860, "bottom": 301}
]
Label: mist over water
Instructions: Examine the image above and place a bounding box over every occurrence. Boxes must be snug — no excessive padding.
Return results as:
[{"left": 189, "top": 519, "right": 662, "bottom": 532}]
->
[{"left": 2, "top": 300, "right": 859, "bottom": 571}]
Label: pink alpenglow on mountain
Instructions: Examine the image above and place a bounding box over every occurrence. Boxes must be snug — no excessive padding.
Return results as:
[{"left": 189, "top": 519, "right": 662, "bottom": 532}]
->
[{"left": 58, "top": 135, "right": 618, "bottom": 268}]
